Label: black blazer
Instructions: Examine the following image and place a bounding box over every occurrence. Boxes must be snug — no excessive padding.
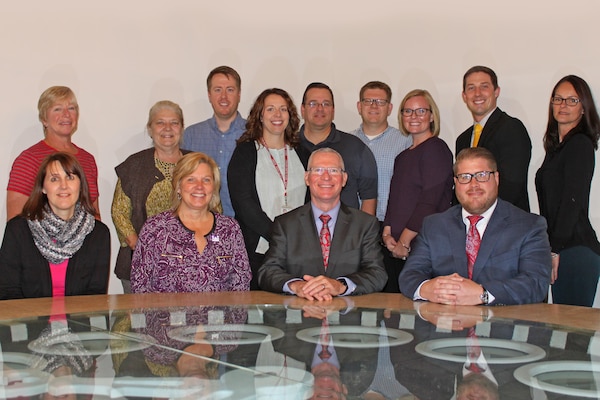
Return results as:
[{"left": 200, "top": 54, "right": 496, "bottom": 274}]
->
[
  {"left": 258, "top": 202, "right": 387, "bottom": 294},
  {"left": 535, "top": 132, "right": 600, "bottom": 254},
  {"left": 456, "top": 108, "right": 532, "bottom": 212},
  {"left": 227, "top": 141, "right": 310, "bottom": 255},
  {"left": 0, "top": 216, "right": 111, "bottom": 299}
]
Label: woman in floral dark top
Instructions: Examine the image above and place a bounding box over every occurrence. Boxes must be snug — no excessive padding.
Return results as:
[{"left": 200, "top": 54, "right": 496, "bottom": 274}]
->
[{"left": 131, "top": 152, "right": 251, "bottom": 293}]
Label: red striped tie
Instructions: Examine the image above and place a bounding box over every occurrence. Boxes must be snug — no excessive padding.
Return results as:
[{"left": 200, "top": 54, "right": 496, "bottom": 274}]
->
[{"left": 466, "top": 215, "right": 483, "bottom": 279}]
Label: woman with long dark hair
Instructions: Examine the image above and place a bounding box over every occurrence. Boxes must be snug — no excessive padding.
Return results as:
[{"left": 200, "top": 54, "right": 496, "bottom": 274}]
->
[
  {"left": 228, "top": 88, "right": 309, "bottom": 289},
  {"left": 0, "top": 152, "right": 110, "bottom": 299},
  {"left": 536, "top": 75, "right": 600, "bottom": 306}
]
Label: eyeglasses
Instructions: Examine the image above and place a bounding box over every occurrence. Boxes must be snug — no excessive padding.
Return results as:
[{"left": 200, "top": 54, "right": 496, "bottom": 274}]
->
[
  {"left": 153, "top": 120, "right": 181, "bottom": 128},
  {"left": 400, "top": 108, "right": 431, "bottom": 117},
  {"left": 361, "top": 98, "right": 389, "bottom": 107},
  {"left": 455, "top": 171, "right": 497, "bottom": 184},
  {"left": 550, "top": 96, "right": 581, "bottom": 106},
  {"left": 307, "top": 167, "right": 345, "bottom": 176},
  {"left": 306, "top": 101, "right": 333, "bottom": 109}
]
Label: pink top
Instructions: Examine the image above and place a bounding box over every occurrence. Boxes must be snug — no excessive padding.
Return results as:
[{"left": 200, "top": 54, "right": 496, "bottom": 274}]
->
[{"left": 50, "top": 259, "right": 69, "bottom": 297}]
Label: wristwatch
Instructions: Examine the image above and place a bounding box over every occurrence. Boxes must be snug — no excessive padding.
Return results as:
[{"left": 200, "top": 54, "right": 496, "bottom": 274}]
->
[{"left": 480, "top": 287, "right": 490, "bottom": 305}]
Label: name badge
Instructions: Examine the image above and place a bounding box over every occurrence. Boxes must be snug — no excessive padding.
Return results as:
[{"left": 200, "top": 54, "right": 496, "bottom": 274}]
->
[{"left": 281, "top": 206, "right": 293, "bottom": 214}]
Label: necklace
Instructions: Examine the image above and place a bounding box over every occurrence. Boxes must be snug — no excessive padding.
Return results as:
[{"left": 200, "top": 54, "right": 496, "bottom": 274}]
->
[{"left": 155, "top": 157, "right": 177, "bottom": 180}]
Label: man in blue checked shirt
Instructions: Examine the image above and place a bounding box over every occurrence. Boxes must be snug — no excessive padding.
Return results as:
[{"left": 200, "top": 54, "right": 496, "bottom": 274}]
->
[
  {"left": 183, "top": 66, "right": 245, "bottom": 217},
  {"left": 350, "top": 81, "right": 412, "bottom": 222}
]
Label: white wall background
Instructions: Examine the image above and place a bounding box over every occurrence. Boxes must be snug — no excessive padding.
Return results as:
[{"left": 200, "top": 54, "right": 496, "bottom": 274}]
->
[{"left": 2, "top": 1, "right": 599, "bottom": 295}]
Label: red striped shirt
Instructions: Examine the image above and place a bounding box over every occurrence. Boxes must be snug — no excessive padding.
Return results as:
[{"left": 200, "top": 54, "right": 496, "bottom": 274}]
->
[{"left": 7, "top": 140, "right": 99, "bottom": 202}]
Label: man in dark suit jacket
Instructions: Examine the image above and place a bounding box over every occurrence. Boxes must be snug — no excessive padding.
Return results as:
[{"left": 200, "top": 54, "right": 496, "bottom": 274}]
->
[
  {"left": 258, "top": 148, "right": 387, "bottom": 300},
  {"left": 399, "top": 148, "right": 551, "bottom": 305},
  {"left": 455, "top": 65, "right": 532, "bottom": 211}
]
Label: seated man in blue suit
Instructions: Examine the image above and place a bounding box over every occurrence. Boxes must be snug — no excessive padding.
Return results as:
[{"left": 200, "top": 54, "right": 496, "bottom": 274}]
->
[
  {"left": 399, "top": 147, "right": 551, "bottom": 305},
  {"left": 258, "top": 148, "right": 387, "bottom": 300}
]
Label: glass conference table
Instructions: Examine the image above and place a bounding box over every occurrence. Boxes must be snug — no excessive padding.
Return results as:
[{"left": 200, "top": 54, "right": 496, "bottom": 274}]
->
[{"left": 0, "top": 291, "right": 599, "bottom": 399}]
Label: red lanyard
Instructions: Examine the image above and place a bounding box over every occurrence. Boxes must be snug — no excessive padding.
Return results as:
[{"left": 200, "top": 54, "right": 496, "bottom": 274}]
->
[{"left": 259, "top": 138, "right": 289, "bottom": 206}]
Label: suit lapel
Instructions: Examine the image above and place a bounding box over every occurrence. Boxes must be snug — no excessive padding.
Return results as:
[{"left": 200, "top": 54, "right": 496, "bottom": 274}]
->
[
  {"left": 478, "top": 108, "right": 502, "bottom": 147},
  {"left": 301, "top": 204, "right": 327, "bottom": 273},
  {"left": 472, "top": 200, "right": 508, "bottom": 280},
  {"left": 326, "top": 204, "right": 351, "bottom": 274},
  {"left": 457, "top": 128, "right": 472, "bottom": 152},
  {"left": 449, "top": 207, "right": 469, "bottom": 277}
]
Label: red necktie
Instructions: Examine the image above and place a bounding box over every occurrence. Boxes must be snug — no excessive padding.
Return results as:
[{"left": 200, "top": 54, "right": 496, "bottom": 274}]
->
[
  {"left": 467, "top": 327, "right": 483, "bottom": 373},
  {"left": 318, "top": 318, "right": 332, "bottom": 361},
  {"left": 319, "top": 214, "right": 331, "bottom": 268},
  {"left": 466, "top": 215, "right": 483, "bottom": 279}
]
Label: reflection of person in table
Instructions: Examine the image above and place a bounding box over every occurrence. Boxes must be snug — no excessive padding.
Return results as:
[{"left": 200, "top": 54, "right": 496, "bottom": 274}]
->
[
  {"left": 262, "top": 302, "right": 381, "bottom": 398},
  {"left": 311, "top": 361, "right": 348, "bottom": 400},
  {"left": 29, "top": 323, "right": 95, "bottom": 400},
  {"left": 414, "top": 302, "right": 499, "bottom": 397},
  {"left": 456, "top": 373, "right": 498, "bottom": 400},
  {"left": 359, "top": 320, "right": 414, "bottom": 400},
  {"left": 172, "top": 341, "right": 225, "bottom": 400},
  {"left": 416, "top": 302, "right": 487, "bottom": 331},
  {"left": 387, "top": 302, "right": 549, "bottom": 399},
  {"left": 111, "top": 305, "right": 247, "bottom": 380}
]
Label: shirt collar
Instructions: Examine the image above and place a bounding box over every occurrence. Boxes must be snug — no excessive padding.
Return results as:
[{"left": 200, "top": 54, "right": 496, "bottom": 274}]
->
[
  {"left": 311, "top": 201, "right": 341, "bottom": 232},
  {"left": 461, "top": 199, "right": 498, "bottom": 235},
  {"left": 473, "top": 107, "right": 497, "bottom": 128}
]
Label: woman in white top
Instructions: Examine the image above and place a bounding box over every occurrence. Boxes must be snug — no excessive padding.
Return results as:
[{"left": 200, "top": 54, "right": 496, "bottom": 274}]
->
[{"left": 228, "top": 88, "right": 309, "bottom": 289}]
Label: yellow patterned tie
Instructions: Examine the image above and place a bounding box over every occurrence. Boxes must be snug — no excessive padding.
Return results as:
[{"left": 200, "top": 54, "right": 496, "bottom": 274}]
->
[{"left": 472, "top": 123, "right": 483, "bottom": 147}]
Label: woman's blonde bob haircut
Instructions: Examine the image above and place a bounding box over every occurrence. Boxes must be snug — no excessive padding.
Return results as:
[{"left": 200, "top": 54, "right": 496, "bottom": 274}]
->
[
  {"left": 171, "top": 152, "right": 223, "bottom": 214},
  {"left": 37, "top": 86, "right": 79, "bottom": 135}
]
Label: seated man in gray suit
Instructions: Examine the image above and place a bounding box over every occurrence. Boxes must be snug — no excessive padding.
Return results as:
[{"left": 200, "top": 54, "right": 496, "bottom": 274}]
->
[
  {"left": 399, "top": 147, "right": 551, "bottom": 305},
  {"left": 258, "top": 148, "right": 387, "bottom": 300}
]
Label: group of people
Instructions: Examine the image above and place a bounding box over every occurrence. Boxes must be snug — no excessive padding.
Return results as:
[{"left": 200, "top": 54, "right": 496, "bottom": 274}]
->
[{"left": 0, "top": 64, "right": 599, "bottom": 309}]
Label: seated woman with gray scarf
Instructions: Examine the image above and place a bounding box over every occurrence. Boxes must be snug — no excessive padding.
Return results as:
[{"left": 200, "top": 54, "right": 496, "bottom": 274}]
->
[{"left": 0, "top": 152, "right": 110, "bottom": 299}]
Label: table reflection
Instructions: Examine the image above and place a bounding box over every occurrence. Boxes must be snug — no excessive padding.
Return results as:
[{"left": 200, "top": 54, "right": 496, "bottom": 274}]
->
[{"left": 0, "top": 297, "right": 598, "bottom": 399}]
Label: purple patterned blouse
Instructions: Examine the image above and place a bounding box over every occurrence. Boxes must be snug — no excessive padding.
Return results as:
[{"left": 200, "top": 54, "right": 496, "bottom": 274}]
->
[{"left": 131, "top": 211, "right": 251, "bottom": 293}]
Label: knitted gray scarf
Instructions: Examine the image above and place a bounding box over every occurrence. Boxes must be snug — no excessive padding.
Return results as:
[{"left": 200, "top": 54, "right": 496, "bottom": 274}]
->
[{"left": 27, "top": 203, "right": 95, "bottom": 264}]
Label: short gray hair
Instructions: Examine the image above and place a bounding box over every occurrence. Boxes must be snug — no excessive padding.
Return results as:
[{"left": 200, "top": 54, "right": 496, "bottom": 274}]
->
[{"left": 307, "top": 148, "right": 345, "bottom": 170}]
